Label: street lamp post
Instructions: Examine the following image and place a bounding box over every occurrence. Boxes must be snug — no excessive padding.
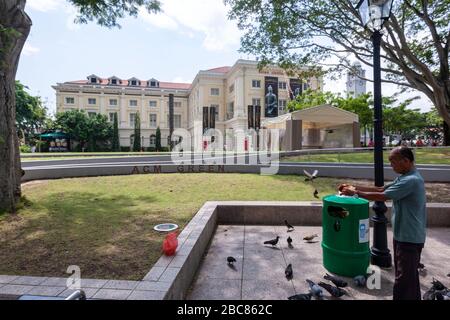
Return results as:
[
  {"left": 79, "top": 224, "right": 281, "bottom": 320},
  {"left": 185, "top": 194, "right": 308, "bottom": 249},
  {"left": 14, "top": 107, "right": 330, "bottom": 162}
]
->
[{"left": 356, "top": 0, "right": 394, "bottom": 268}]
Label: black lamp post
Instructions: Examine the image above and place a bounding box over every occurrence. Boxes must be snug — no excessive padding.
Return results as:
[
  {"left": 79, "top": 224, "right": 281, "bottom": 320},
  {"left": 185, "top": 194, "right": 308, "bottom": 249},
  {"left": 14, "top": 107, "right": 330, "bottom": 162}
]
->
[{"left": 356, "top": 0, "right": 393, "bottom": 268}]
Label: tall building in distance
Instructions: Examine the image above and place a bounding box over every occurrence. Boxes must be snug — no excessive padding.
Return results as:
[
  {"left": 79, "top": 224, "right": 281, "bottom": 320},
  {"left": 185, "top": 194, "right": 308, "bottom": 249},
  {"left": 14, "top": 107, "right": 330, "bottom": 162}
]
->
[{"left": 346, "top": 62, "right": 366, "bottom": 98}]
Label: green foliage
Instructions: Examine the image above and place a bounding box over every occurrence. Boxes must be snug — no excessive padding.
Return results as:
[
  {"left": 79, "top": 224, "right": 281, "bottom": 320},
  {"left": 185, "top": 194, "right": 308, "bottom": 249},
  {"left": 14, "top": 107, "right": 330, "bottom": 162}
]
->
[
  {"left": 112, "top": 112, "right": 120, "bottom": 151},
  {"left": 19, "top": 145, "right": 31, "bottom": 153},
  {"left": 67, "top": 0, "right": 161, "bottom": 28},
  {"left": 155, "top": 126, "right": 161, "bottom": 151},
  {"left": 132, "top": 112, "right": 141, "bottom": 151},
  {"left": 15, "top": 81, "right": 48, "bottom": 142},
  {"left": 287, "top": 89, "right": 338, "bottom": 111}
]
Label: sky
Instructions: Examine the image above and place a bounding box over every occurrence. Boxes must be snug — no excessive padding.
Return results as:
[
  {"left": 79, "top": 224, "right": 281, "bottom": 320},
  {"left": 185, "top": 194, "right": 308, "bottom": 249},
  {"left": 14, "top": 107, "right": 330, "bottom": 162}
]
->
[{"left": 17, "top": 0, "right": 433, "bottom": 116}]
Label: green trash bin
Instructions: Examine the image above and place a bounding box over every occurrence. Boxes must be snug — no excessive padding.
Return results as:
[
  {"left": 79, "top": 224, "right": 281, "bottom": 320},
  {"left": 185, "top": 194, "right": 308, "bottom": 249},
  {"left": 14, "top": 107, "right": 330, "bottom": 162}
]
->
[{"left": 322, "top": 194, "right": 370, "bottom": 277}]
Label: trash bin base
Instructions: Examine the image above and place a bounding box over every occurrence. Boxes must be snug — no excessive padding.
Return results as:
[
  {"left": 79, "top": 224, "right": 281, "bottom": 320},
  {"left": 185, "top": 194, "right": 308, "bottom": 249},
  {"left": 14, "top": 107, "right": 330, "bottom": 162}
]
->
[{"left": 322, "top": 242, "right": 370, "bottom": 277}]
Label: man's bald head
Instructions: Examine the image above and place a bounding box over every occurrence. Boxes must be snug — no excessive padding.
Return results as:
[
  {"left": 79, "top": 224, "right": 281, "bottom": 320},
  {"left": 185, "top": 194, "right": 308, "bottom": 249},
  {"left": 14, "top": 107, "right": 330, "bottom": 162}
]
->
[
  {"left": 390, "top": 146, "right": 415, "bottom": 162},
  {"left": 389, "top": 146, "right": 415, "bottom": 174}
]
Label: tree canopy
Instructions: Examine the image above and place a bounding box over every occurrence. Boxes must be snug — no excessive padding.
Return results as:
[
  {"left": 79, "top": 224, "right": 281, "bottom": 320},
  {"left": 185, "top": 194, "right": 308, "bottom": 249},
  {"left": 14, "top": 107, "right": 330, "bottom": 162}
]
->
[{"left": 225, "top": 0, "right": 450, "bottom": 131}]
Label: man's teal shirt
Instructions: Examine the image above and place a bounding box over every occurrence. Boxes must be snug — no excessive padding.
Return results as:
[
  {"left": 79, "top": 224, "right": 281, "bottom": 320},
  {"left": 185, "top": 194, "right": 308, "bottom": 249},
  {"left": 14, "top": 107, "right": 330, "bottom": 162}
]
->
[{"left": 384, "top": 169, "right": 427, "bottom": 244}]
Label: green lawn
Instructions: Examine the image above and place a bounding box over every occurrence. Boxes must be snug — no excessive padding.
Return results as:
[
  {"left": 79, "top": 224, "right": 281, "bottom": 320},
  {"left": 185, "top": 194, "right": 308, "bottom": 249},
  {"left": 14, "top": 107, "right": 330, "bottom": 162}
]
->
[
  {"left": 282, "top": 147, "right": 450, "bottom": 164},
  {"left": 0, "top": 174, "right": 448, "bottom": 280}
]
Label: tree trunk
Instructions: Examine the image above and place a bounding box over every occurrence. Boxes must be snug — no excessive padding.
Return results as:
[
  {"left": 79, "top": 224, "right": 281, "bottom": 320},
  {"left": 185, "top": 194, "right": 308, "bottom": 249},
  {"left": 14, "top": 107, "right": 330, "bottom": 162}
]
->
[
  {"left": 0, "top": 0, "right": 32, "bottom": 213},
  {"left": 444, "top": 121, "right": 450, "bottom": 146}
]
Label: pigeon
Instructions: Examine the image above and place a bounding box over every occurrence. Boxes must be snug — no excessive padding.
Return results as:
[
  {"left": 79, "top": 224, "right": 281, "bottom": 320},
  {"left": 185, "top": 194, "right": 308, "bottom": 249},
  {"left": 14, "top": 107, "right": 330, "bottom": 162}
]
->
[
  {"left": 353, "top": 275, "right": 367, "bottom": 287},
  {"left": 285, "top": 264, "right": 293, "bottom": 280},
  {"left": 285, "top": 220, "right": 294, "bottom": 231},
  {"left": 423, "top": 289, "right": 436, "bottom": 300},
  {"left": 313, "top": 189, "right": 319, "bottom": 199},
  {"left": 263, "top": 236, "right": 280, "bottom": 246},
  {"left": 306, "top": 279, "right": 323, "bottom": 298},
  {"left": 303, "top": 234, "right": 318, "bottom": 241},
  {"left": 431, "top": 278, "right": 447, "bottom": 291},
  {"left": 227, "top": 256, "right": 236, "bottom": 266},
  {"left": 447, "top": 273, "right": 450, "bottom": 277},
  {"left": 304, "top": 169, "right": 318, "bottom": 182},
  {"left": 324, "top": 273, "right": 348, "bottom": 288},
  {"left": 288, "top": 293, "right": 312, "bottom": 300},
  {"left": 327, "top": 206, "right": 350, "bottom": 219},
  {"left": 318, "top": 282, "right": 347, "bottom": 298},
  {"left": 287, "top": 236, "right": 293, "bottom": 247},
  {"left": 418, "top": 262, "right": 425, "bottom": 269}
]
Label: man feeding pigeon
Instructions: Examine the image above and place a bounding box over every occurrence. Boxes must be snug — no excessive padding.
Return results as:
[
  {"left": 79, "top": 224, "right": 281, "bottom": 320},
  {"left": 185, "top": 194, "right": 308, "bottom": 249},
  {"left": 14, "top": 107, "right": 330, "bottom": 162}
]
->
[{"left": 339, "top": 146, "right": 426, "bottom": 300}]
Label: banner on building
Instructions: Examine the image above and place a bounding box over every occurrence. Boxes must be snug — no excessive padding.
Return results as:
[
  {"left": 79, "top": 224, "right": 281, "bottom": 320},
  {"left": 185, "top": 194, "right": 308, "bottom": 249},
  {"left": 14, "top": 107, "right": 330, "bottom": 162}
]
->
[
  {"left": 264, "top": 76, "right": 278, "bottom": 118},
  {"left": 203, "top": 107, "right": 209, "bottom": 132},
  {"left": 289, "top": 78, "right": 302, "bottom": 100},
  {"left": 254, "top": 105, "right": 261, "bottom": 130},
  {"left": 248, "top": 105, "right": 254, "bottom": 129},
  {"left": 209, "top": 106, "right": 216, "bottom": 129}
]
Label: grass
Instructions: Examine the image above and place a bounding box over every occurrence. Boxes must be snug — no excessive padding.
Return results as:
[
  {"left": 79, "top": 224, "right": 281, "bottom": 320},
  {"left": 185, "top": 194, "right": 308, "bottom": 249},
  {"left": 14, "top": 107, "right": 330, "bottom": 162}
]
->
[
  {"left": 282, "top": 147, "right": 450, "bottom": 165},
  {"left": 0, "top": 173, "right": 448, "bottom": 280}
]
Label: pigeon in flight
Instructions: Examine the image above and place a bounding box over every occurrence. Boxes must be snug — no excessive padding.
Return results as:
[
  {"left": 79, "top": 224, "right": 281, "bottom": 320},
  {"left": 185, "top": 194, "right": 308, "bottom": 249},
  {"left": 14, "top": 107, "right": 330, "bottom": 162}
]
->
[
  {"left": 263, "top": 236, "right": 280, "bottom": 246},
  {"left": 313, "top": 189, "right": 319, "bottom": 199},
  {"left": 353, "top": 275, "right": 367, "bottom": 287},
  {"left": 303, "top": 234, "right": 318, "bottom": 241},
  {"left": 288, "top": 293, "right": 312, "bottom": 300},
  {"left": 227, "top": 256, "right": 236, "bottom": 266},
  {"left": 285, "top": 219, "right": 294, "bottom": 231},
  {"left": 303, "top": 169, "right": 318, "bottom": 182},
  {"left": 318, "top": 282, "right": 347, "bottom": 298},
  {"left": 306, "top": 279, "right": 323, "bottom": 298},
  {"left": 323, "top": 273, "right": 348, "bottom": 288},
  {"left": 285, "top": 264, "right": 293, "bottom": 280},
  {"left": 287, "top": 236, "right": 293, "bottom": 248}
]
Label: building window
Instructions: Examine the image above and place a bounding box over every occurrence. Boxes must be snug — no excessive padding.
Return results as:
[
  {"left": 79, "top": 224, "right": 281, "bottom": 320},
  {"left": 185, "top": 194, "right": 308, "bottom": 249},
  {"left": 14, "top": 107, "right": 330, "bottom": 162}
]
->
[
  {"left": 110, "top": 79, "right": 118, "bottom": 85},
  {"left": 229, "top": 83, "right": 235, "bottom": 93},
  {"left": 65, "top": 97, "right": 75, "bottom": 104},
  {"left": 211, "top": 104, "right": 219, "bottom": 120},
  {"left": 109, "top": 112, "right": 116, "bottom": 123},
  {"left": 130, "top": 80, "right": 138, "bottom": 86},
  {"left": 278, "top": 81, "right": 287, "bottom": 90},
  {"left": 149, "top": 100, "right": 157, "bottom": 107},
  {"left": 252, "top": 80, "right": 261, "bottom": 88},
  {"left": 109, "top": 99, "right": 118, "bottom": 106},
  {"left": 130, "top": 113, "right": 136, "bottom": 127},
  {"left": 279, "top": 99, "right": 287, "bottom": 114},
  {"left": 149, "top": 114, "right": 157, "bottom": 128},
  {"left": 88, "top": 112, "right": 96, "bottom": 118},
  {"left": 210, "top": 88, "right": 220, "bottom": 96},
  {"left": 167, "top": 115, "right": 181, "bottom": 128},
  {"left": 88, "top": 98, "right": 96, "bottom": 105},
  {"left": 150, "top": 135, "right": 156, "bottom": 146},
  {"left": 90, "top": 77, "right": 97, "bottom": 84},
  {"left": 252, "top": 98, "right": 261, "bottom": 106},
  {"left": 129, "top": 100, "right": 138, "bottom": 107},
  {"left": 174, "top": 101, "right": 182, "bottom": 108},
  {"left": 226, "top": 102, "right": 234, "bottom": 120},
  {"left": 149, "top": 81, "right": 158, "bottom": 87}
]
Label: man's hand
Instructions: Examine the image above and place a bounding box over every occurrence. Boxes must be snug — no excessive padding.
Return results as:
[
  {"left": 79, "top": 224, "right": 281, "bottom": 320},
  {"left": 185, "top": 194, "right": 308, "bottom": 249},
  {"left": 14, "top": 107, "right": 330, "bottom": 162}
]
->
[
  {"left": 338, "top": 183, "right": 354, "bottom": 192},
  {"left": 340, "top": 186, "right": 357, "bottom": 196}
]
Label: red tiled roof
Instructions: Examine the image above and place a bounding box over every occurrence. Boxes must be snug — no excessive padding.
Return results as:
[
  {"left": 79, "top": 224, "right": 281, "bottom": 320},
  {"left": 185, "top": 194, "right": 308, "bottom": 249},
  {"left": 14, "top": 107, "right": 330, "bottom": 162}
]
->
[
  {"left": 65, "top": 78, "right": 191, "bottom": 90},
  {"left": 205, "top": 66, "right": 231, "bottom": 73}
]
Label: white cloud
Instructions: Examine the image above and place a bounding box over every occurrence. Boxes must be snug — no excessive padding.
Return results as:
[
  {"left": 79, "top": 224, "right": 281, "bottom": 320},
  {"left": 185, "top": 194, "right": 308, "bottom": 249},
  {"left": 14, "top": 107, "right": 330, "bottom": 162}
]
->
[
  {"left": 26, "top": 0, "right": 62, "bottom": 12},
  {"left": 139, "top": 0, "right": 242, "bottom": 51},
  {"left": 22, "top": 43, "right": 40, "bottom": 56}
]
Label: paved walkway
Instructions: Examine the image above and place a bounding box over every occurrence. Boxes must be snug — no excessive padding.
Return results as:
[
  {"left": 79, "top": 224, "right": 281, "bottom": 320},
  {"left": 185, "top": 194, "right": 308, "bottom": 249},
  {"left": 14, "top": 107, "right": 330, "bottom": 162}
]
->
[{"left": 187, "top": 226, "right": 450, "bottom": 300}]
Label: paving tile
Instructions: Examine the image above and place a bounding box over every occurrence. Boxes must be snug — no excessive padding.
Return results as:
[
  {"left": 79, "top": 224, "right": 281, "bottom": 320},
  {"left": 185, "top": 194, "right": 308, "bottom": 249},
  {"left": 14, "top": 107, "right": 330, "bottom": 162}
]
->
[
  {"left": 203, "top": 243, "right": 244, "bottom": 261},
  {"left": 195, "top": 258, "right": 242, "bottom": 280},
  {"left": 244, "top": 243, "right": 285, "bottom": 261},
  {"left": 143, "top": 267, "right": 166, "bottom": 281},
  {"left": 242, "top": 256, "right": 287, "bottom": 280},
  {"left": 81, "top": 279, "right": 109, "bottom": 288},
  {"left": 10, "top": 276, "right": 48, "bottom": 286},
  {"left": 0, "top": 275, "right": 19, "bottom": 284},
  {"left": 242, "top": 279, "right": 295, "bottom": 300},
  {"left": 168, "top": 254, "right": 189, "bottom": 268},
  {"left": 135, "top": 281, "right": 171, "bottom": 291},
  {"left": 59, "top": 288, "right": 99, "bottom": 299},
  {"left": 154, "top": 255, "right": 176, "bottom": 268},
  {"left": 103, "top": 280, "right": 139, "bottom": 290},
  {"left": 187, "top": 279, "right": 241, "bottom": 300},
  {"left": 127, "top": 290, "right": 166, "bottom": 300},
  {"left": 27, "top": 286, "right": 66, "bottom": 296},
  {"left": 0, "top": 284, "right": 34, "bottom": 295},
  {"left": 92, "top": 289, "right": 132, "bottom": 300},
  {"left": 244, "top": 226, "right": 278, "bottom": 244},
  {"left": 40, "top": 277, "right": 69, "bottom": 287},
  {"left": 159, "top": 267, "right": 181, "bottom": 283}
]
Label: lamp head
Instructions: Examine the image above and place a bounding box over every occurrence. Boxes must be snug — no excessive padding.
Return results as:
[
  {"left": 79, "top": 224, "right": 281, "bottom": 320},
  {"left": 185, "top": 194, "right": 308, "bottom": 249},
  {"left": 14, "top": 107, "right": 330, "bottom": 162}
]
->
[{"left": 356, "top": 0, "right": 393, "bottom": 31}]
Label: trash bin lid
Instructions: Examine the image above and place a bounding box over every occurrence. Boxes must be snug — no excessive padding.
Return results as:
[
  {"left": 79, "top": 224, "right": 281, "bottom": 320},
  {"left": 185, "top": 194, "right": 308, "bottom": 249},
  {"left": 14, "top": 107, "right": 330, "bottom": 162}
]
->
[{"left": 323, "top": 194, "right": 369, "bottom": 205}]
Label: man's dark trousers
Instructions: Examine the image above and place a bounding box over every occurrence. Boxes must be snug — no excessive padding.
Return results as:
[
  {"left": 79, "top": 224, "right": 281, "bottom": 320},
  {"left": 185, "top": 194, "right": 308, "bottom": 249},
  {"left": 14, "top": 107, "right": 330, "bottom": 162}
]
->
[{"left": 393, "top": 239, "right": 424, "bottom": 300}]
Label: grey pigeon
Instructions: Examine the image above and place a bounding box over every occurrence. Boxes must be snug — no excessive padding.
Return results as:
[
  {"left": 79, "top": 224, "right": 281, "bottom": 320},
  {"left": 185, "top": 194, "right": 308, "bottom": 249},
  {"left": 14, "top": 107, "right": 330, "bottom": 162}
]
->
[
  {"left": 227, "top": 256, "right": 236, "bottom": 265},
  {"left": 288, "top": 293, "right": 312, "bottom": 300},
  {"left": 303, "top": 234, "right": 318, "bottom": 241},
  {"left": 304, "top": 169, "right": 318, "bottom": 182},
  {"left": 285, "top": 220, "right": 294, "bottom": 231},
  {"left": 353, "top": 275, "right": 367, "bottom": 287},
  {"left": 287, "top": 236, "right": 293, "bottom": 247},
  {"left": 285, "top": 264, "right": 293, "bottom": 280},
  {"left": 423, "top": 289, "right": 435, "bottom": 300},
  {"left": 263, "top": 236, "right": 280, "bottom": 246},
  {"left": 324, "top": 273, "right": 348, "bottom": 288},
  {"left": 418, "top": 262, "right": 425, "bottom": 269},
  {"left": 431, "top": 277, "right": 447, "bottom": 291},
  {"left": 318, "top": 282, "right": 347, "bottom": 297},
  {"left": 306, "top": 279, "right": 323, "bottom": 298}
]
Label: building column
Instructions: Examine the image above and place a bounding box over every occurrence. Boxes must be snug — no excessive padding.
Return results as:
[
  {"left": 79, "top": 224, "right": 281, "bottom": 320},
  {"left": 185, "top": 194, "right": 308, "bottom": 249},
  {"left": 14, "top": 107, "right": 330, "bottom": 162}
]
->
[
  {"left": 285, "top": 119, "right": 302, "bottom": 151},
  {"left": 353, "top": 121, "right": 361, "bottom": 147}
]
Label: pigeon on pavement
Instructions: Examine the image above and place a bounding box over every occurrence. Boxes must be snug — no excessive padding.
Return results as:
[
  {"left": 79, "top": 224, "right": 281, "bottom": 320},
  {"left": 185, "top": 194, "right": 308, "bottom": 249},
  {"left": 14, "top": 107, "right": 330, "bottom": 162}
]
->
[
  {"left": 303, "top": 234, "right": 318, "bottom": 241},
  {"left": 285, "top": 220, "right": 294, "bottom": 231},
  {"left": 318, "top": 282, "right": 347, "bottom": 298},
  {"left": 306, "top": 279, "right": 323, "bottom": 298},
  {"left": 285, "top": 264, "right": 293, "bottom": 280},
  {"left": 227, "top": 256, "right": 236, "bottom": 266},
  {"left": 288, "top": 293, "right": 312, "bottom": 300},
  {"left": 431, "top": 278, "right": 447, "bottom": 291},
  {"left": 263, "top": 236, "right": 280, "bottom": 246},
  {"left": 323, "top": 273, "right": 348, "bottom": 288},
  {"left": 287, "top": 236, "right": 293, "bottom": 248},
  {"left": 353, "top": 275, "right": 367, "bottom": 287}
]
